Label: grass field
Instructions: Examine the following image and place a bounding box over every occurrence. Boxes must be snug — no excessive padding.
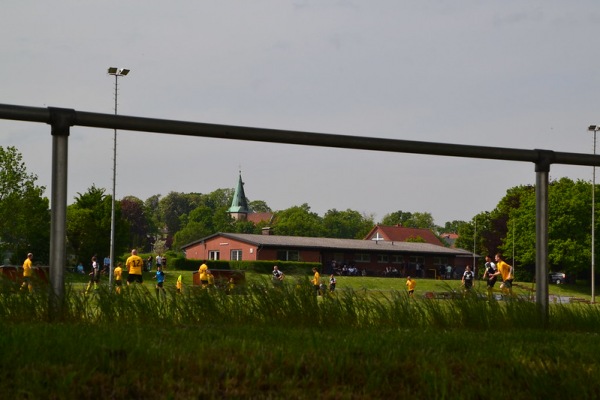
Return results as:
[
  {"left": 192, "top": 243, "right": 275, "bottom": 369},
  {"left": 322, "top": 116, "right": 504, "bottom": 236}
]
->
[{"left": 2, "top": 270, "right": 599, "bottom": 399}]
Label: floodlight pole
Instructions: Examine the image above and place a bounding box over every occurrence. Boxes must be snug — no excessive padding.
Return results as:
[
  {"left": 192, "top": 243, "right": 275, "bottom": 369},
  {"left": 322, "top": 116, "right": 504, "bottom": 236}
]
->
[
  {"left": 107, "top": 67, "right": 130, "bottom": 289},
  {"left": 588, "top": 125, "right": 599, "bottom": 304}
]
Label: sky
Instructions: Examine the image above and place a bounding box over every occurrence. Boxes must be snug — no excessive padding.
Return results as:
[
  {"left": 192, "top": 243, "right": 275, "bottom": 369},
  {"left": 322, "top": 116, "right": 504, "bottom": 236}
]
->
[{"left": 2, "top": 1, "right": 600, "bottom": 227}]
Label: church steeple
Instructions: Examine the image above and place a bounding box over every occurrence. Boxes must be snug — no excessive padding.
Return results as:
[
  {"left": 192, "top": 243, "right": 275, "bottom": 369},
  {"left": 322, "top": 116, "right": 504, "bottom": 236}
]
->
[{"left": 228, "top": 171, "right": 251, "bottom": 220}]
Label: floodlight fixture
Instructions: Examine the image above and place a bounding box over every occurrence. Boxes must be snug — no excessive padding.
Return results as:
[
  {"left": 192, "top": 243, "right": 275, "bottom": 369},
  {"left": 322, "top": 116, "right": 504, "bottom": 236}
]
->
[
  {"left": 589, "top": 125, "right": 600, "bottom": 132},
  {"left": 107, "top": 67, "right": 130, "bottom": 76}
]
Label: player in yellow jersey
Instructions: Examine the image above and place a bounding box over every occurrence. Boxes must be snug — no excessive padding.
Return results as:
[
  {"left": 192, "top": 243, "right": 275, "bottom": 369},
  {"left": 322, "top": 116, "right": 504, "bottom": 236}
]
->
[
  {"left": 126, "top": 249, "right": 144, "bottom": 285},
  {"left": 176, "top": 274, "right": 183, "bottom": 294},
  {"left": 492, "top": 253, "right": 514, "bottom": 296},
  {"left": 312, "top": 267, "right": 321, "bottom": 296},
  {"left": 20, "top": 253, "right": 33, "bottom": 292},
  {"left": 114, "top": 262, "right": 123, "bottom": 294},
  {"left": 198, "top": 261, "right": 208, "bottom": 288},
  {"left": 406, "top": 276, "right": 416, "bottom": 297}
]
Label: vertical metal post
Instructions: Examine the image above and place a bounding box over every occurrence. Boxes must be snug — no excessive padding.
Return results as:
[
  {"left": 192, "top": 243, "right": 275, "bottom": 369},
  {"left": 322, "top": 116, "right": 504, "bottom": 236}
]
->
[
  {"left": 107, "top": 68, "right": 130, "bottom": 290},
  {"left": 535, "top": 150, "right": 552, "bottom": 324},
  {"left": 473, "top": 217, "right": 477, "bottom": 276},
  {"left": 109, "top": 74, "right": 118, "bottom": 289},
  {"left": 592, "top": 130, "right": 596, "bottom": 304},
  {"left": 48, "top": 107, "right": 74, "bottom": 320}
]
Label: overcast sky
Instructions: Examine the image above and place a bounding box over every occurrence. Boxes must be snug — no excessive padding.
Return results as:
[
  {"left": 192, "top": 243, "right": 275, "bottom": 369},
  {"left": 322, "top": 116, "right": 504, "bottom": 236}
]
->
[{"left": 2, "top": 1, "right": 600, "bottom": 227}]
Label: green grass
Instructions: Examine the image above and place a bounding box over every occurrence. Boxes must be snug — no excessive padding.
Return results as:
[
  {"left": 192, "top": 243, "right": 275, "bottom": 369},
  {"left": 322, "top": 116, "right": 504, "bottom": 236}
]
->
[{"left": 2, "top": 271, "right": 600, "bottom": 399}]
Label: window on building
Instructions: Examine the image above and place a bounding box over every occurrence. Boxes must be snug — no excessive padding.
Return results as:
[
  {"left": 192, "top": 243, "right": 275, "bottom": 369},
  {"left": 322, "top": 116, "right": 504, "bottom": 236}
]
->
[
  {"left": 377, "top": 254, "right": 389, "bottom": 263},
  {"left": 355, "top": 253, "right": 370, "bottom": 263},
  {"left": 408, "top": 256, "right": 424, "bottom": 268},
  {"left": 209, "top": 251, "right": 220, "bottom": 261},
  {"left": 433, "top": 257, "right": 448, "bottom": 268},
  {"left": 392, "top": 255, "right": 404, "bottom": 264},
  {"left": 231, "top": 250, "right": 242, "bottom": 261},
  {"left": 276, "top": 250, "right": 300, "bottom": 261}
]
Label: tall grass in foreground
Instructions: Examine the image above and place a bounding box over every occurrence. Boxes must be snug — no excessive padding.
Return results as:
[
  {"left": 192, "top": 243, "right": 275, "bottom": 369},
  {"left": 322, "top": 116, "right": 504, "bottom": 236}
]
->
[
  {"left": 3, "top": 279, "right": 600, "bottom": 399},
  {"left": 2, "top": 278, "right": 600, "bottom": 331}
]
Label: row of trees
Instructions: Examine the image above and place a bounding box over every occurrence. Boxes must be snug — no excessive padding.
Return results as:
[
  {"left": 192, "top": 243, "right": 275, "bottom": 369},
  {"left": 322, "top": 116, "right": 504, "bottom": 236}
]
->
[
  {"left": 456, "top": 178, "right": 594, "bottom": 280},
  {"left": 1, "top": 146, "right": 596, "bottom": 279}
]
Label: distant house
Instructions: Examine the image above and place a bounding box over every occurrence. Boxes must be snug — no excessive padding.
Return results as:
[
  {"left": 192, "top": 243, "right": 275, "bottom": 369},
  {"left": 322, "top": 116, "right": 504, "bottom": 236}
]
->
[
  {"left": 364, "top": 224, "right": 444, "bottom": 246},
  {"left": 440, "top": 232, "right": 459, "bottom": 248},
  {"left": 181, "top": 231, "right": 475, "bottom": 277}
]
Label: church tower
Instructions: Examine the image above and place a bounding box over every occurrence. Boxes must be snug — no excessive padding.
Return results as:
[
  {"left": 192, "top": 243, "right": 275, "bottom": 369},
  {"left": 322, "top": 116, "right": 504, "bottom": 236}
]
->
[{"left": 228, "top": 171, "right": 251, "bottom": 221}]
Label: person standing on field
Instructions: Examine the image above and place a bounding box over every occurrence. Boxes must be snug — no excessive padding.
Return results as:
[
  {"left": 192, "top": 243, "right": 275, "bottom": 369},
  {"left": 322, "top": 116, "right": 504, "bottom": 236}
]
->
[
  {"left": 20, "top": 253, "right": 33, "bottom": 292},
  {"left": 482, "top": 255, "right": 497, "bottom": 299},
  {"left": 329, "top": 274, "right": 337, "bottom": 292},
  {"left": 154, "top": 265, "right": 166, "bottom": 299},
  {"left": 198, "top": 261, "right": 208, "bottom": 288},
  {"left": 272, "top": 265, "right": 284, "bottom": 287},
  {"left": 491, "top": 253, "right": 514, "bottom": 296},
  {"left": 85, "top": 255, "right": 100, "bottom": 293},
  {"left": 126, "top": 249, "right": 144, "bottom": 285},
  {"left": 176, "top": 274, "right": 183, "bottom": 294},
  {"left": 462, "top": 265, "right": 474, "bottom": 291},
  {"left": 114, "top": 262, "right": 123, "bottom": 294},
  {"left": 312, "top": 267, "right": 321, "bottom": 296},
  {"left": 406, "top": 276, "right": 416, "bottom": 297}
]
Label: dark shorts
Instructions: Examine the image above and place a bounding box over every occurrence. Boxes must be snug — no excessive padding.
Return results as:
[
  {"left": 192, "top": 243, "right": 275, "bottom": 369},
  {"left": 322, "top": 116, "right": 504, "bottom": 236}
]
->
[
  {"left": 502, "top": 279, "right": 513, "bottom": 288},
  {"left": 408, "top": 289, "right": 414, "bottom": 295},
  {"left": 464, "top": 280, "right": 473, "bottom": 289},
  {"left": 156, "top": 282, "right": 164, "bottom": 288},
  {"left": 127, "top": 274, "right": 143, "bottom": 284},
  {"left": 487, "top": 277, "right": 497, "bottom": 288},
  {"left": 201, "top": 280, "right": 208, "bottom": 286},
  {"left": 115, "top": 280, "right": 122, "bottom": 286}
]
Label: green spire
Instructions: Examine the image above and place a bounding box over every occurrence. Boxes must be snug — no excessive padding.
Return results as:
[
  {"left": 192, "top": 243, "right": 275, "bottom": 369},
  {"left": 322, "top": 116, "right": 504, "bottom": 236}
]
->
[{"left": 228, "top": 172, "right": 250, "bottom": 214}]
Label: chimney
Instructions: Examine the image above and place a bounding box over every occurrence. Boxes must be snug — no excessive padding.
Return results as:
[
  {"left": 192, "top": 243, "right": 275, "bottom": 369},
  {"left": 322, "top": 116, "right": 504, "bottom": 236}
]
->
[{"left": 262, "top": 227, "right": 273, "bottom": 235}]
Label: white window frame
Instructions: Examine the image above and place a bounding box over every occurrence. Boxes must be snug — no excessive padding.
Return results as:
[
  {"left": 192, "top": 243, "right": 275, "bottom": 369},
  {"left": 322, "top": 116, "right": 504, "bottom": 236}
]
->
[{"left": 230, "top": 249, "right": 242, "bottom": 261}]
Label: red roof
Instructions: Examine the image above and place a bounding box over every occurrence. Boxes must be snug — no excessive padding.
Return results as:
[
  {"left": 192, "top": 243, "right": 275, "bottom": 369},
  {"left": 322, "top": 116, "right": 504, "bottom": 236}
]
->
[
  {"left": 364, "top": 225, "right": 443, "bottom": 246},
  {"left": 246, "top": 212, "right": 274, "bottom": 224}
]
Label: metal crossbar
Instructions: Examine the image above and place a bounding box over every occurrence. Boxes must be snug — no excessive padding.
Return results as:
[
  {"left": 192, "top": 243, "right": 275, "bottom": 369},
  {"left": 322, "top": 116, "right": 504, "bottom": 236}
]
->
[{"left": 1, "top": 102, "right": 599, "bottom": 322}]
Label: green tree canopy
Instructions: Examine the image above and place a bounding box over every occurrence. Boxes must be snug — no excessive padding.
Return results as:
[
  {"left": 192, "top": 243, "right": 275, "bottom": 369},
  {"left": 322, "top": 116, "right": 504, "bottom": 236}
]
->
[
  {"left": 66, "top": 185, "right": 128, "bottom": 264},
  {"left": 158, "top": 192, "right": 204, "bottom": 237},
  {"left": 121, "top": 196, "right": 153, "bottom": 252},
  {"left": 380, "top": 210, "right": 436, "bottom": 231},
  {"left": 273, "top": 204, "right": 325, "bottom": 237},
  {"left": 323, "top": 209, "right": 374, "bottom": 239},
  {"left": 0, "top": 146, "right": 50, "bottom": 263}
]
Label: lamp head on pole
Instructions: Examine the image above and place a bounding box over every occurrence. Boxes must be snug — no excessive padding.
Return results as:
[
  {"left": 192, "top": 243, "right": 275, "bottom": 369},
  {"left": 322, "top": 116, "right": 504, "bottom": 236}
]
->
[
  {"left": 107, "top": 67, "right": 131, "bottom": 76},
  {"left": 588, "top": 125, "right": 600, "bottom": 132}
]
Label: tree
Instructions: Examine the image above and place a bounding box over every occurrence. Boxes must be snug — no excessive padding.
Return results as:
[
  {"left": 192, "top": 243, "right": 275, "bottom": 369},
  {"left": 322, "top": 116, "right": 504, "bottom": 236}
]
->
[
  {"left": 501, "top": 178, "right": 592, "bottom": 277},
  {"left": 443, "top": 220, "right": 467, "bottom": 233},
  {"left": 120, "top": 196, "right": 153, "bottom": 251},
  {"left": 172, "top": 205, "right": 235, "bottom": 250},
  {"left": 323, "top": 209, "right": 374, "bottom": 239},
  {"left": 0, "top": 146, "right": 50, "bottom": 263},
  {"left": 249, "top": 200, "right": 271, "bottom": 213},
  {"left": 380, "top": 210, "right": 436, "bottom": 230},
  {"left": 66, "top": 185, "right": 128, "bottom": 264},
  {"left": 273, "top": 204, "right": 325, "bottom": 237},
  {"left": 158, "top": 192, "right": 203, "bottom": 237}
]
